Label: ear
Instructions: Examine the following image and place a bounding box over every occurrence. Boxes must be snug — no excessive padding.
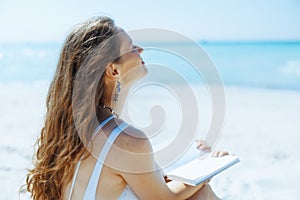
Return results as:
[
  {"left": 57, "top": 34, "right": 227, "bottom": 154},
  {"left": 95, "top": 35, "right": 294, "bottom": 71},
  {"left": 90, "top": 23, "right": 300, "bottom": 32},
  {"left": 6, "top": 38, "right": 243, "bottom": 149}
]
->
[{"left": 105, "top": 63, "right": 121, "bottom": 80}]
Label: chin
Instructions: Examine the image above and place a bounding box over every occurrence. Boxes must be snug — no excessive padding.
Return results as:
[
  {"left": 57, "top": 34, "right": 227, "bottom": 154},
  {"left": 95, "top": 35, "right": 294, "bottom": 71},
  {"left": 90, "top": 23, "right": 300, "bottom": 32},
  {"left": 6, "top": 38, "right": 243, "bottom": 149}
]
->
[
  {"left": 128, "top": 68, "right": 148, "bottom": 87},
  {"left": 140, "top": 65, "right": 148, "bottom": 77},
  {"left": 134, "top": 64, "right": 148, "bottom": 79}
]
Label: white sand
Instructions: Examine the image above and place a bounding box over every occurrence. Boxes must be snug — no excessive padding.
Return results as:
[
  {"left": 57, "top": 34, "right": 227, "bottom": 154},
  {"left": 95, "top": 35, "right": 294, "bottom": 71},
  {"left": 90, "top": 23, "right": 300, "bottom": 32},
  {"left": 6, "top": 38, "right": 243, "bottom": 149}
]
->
[
  {"left": 210, "top": 87, "right": 300, "bottom": 199},
  {"left": 1, "top": 81, "right": 300, "bottom": 199}
]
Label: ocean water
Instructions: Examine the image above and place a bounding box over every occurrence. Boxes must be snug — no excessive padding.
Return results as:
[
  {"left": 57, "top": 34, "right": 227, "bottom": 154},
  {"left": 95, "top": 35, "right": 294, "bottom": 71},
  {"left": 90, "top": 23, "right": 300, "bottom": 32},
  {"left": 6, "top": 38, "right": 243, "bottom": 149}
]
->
[
  {"left": 0, "top": 41, "right": 300, "bottom": 90},
  {"left": 202, "top": 41, "right": 300, "bottom": 90}
]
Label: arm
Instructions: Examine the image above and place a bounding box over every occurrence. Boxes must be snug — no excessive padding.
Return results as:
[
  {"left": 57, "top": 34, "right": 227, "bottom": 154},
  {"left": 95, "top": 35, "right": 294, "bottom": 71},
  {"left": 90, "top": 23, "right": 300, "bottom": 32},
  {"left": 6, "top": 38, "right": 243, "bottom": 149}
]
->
[
  {"left": 121, "top": 165, "right": 207, "bottom": 200},
  {"left": 168, "top": 180, "right": 207, "bottom": 199},
  {"left": 108, "top": 127, "right": 207, "bottom": 200}
]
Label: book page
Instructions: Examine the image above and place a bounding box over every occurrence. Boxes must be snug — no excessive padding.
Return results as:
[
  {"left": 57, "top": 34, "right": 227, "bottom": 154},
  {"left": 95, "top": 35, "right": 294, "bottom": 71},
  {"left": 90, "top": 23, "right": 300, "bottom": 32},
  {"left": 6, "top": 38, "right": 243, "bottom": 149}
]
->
[
  {"left": 167, "top": 153, "right": 239, "bottom": 184},
  {"left": 163, "top": 142, "right": 203, "bottom": 174}
]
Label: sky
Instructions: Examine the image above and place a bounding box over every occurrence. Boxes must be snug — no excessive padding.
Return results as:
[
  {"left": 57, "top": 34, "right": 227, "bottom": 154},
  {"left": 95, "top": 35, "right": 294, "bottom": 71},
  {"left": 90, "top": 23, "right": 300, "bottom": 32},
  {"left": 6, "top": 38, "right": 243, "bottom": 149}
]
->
[{"left": 0, "top": 0, "right": 300, "bottom": 42}]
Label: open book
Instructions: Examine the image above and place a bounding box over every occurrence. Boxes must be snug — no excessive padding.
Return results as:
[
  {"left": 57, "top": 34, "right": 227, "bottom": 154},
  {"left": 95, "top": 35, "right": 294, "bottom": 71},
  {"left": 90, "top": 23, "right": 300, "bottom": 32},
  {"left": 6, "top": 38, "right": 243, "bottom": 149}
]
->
[{"left": 162, "top": 145, "right": 239, "bottom": 186}]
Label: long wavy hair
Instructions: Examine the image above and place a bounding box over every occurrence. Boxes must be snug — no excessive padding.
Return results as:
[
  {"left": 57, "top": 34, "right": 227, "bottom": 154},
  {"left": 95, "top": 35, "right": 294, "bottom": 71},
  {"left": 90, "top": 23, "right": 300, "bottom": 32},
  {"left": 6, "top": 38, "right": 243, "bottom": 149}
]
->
[{"left": 25, "top": 16, "right": 121, "bottom": 199}]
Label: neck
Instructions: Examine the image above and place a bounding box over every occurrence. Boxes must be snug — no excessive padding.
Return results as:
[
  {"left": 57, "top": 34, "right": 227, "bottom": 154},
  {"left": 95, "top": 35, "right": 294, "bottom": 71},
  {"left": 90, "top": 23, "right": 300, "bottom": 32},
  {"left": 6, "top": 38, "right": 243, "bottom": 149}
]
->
[{"left": 102, "top": 81, "right": 129, "bottom": 118}]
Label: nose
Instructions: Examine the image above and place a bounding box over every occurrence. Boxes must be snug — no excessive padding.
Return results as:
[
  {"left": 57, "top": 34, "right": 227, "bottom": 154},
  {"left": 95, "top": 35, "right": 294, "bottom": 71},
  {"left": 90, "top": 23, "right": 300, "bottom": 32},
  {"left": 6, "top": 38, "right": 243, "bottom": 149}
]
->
[{"left": 135, "top": 45, "right": 144, "bottom": 54}]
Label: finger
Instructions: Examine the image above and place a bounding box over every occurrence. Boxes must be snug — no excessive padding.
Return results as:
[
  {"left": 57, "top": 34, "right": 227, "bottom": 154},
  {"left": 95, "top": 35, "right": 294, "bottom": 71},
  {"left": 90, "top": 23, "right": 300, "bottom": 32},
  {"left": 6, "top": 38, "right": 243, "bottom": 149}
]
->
[
  {"left": 217, "top": 151, "right": 229, "bottom": 157},
  {"left": 212, "top": 151, "right": 221, "bottom": 157},
  {"left": 196, "top": 140, "right": 212, "bottom": 152},
  {"left": 212, "top": 151, "right": 229, "bottom": 157},
  {"left": 197, "top": 145, "right": 212, "bottom": 152},
  {"left": 219, "top": 151, "right": 229, "bottom": 156},
  {"left": 212, "top": 151, "right": 218, "bottom": 157}
]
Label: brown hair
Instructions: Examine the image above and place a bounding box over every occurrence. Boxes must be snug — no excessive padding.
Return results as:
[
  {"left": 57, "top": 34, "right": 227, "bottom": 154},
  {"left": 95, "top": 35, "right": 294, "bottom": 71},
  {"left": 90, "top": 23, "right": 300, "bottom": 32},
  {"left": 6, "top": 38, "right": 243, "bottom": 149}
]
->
[{"left": 25, "top": 16, "right": 121, "bottom": 199}]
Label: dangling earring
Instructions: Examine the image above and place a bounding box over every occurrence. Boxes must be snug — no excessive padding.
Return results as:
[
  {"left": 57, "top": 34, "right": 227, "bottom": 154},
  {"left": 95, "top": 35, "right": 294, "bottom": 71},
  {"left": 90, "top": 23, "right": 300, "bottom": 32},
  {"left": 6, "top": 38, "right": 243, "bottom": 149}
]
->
[{"left": 113, "top": 80, "right": 121, "bottom": 103}]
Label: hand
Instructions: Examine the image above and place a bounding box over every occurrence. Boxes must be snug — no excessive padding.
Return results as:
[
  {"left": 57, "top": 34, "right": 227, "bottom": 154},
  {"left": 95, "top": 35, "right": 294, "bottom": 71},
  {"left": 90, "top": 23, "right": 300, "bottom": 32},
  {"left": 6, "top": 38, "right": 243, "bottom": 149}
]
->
[
  {"left": 195, "top": 139, "right": 229, "bottom": 185},
  {"left": 195, "top": 139, "right": 229, "bottom": 157},
  {"left": 195, "top": 139, "right": 211, "bottom": 153},
  {"left": 211, "top": 150, "right": 229, "bottom": 157}
]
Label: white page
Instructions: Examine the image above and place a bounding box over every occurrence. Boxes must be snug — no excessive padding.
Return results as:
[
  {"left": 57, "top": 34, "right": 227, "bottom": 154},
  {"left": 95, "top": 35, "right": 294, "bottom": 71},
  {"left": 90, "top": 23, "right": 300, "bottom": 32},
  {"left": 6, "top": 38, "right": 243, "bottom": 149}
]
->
[
  {"left": 163, "top": 142, "right": 206, "bottom": 173},
  {"left": 167, "top": 154, "right": 239, "bottom": 184}
]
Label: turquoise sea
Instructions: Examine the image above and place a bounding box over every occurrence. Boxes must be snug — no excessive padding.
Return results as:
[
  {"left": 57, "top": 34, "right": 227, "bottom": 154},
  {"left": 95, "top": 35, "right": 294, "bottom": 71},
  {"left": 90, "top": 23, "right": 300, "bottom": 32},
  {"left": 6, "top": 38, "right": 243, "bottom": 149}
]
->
[{"left": 0, "top": 41, "right": 300, "bottom": 90}]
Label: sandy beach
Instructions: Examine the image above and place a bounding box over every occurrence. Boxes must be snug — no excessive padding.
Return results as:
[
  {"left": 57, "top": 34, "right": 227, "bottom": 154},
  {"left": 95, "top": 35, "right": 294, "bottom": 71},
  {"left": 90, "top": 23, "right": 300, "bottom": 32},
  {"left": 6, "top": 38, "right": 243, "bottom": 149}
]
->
[
  {"left": 1, "top": 81, "right": 300, "bottom": 199},
  {"left": 1, "top": 1, "right": 299, "bottom": 199}
]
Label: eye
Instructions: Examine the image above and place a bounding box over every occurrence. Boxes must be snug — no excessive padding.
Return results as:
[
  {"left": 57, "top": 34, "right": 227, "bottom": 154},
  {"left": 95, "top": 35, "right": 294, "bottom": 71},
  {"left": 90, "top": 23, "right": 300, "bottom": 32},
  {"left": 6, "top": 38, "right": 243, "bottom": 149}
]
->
[{"left": 131, "top": 45, "right": 139, "bottom": 53}]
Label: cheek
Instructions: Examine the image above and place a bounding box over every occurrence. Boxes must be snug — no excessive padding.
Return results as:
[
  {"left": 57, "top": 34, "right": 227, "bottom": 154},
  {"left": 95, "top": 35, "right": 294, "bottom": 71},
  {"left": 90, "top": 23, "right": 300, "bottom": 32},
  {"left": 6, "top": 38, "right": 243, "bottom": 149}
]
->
[
  {"left": 121, "top": 58, "right": 146, "bottom": 79},
  {"left": 122, "top": 55, "right": 141, "bottom": 69}
]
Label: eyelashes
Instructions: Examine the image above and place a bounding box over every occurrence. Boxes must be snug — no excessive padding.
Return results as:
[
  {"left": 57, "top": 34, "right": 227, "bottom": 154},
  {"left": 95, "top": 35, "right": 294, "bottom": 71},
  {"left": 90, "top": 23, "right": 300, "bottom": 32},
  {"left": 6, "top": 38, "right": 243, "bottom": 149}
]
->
[{"left": 131, "top": 45, "right": 140, "bottom": 53}]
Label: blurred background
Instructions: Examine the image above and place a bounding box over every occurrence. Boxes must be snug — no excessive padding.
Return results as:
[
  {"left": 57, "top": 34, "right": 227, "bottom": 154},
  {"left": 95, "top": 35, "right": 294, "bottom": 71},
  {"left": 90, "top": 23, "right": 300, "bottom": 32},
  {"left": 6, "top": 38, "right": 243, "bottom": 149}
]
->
[{"left": 0, "top": 0, "right": 299, "bottom": 199}]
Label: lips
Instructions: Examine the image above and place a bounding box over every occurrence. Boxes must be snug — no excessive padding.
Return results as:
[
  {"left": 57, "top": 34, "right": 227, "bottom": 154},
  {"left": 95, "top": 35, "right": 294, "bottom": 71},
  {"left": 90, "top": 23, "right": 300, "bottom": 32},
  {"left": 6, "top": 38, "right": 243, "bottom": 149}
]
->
[{"left": 141, "top": 61, "right": 145, "bottom": 64}]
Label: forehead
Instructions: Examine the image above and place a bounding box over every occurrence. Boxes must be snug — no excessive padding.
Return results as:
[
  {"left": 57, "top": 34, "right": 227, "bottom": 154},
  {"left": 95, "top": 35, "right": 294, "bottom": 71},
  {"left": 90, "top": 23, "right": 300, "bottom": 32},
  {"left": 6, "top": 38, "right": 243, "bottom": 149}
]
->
[
  {"left": 117, "top": 31, "right": 133, "bottom": 55},
  {"left": 119, "top": 32, "right": 132, "bottom": 45}
]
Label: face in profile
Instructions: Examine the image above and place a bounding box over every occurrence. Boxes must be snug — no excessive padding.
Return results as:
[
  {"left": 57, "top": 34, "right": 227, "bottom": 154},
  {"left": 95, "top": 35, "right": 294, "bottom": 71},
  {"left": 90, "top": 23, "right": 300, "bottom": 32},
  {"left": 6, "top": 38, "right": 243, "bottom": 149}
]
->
[{"left": 114, "top": 31, "right": 148, "bottom": 87}]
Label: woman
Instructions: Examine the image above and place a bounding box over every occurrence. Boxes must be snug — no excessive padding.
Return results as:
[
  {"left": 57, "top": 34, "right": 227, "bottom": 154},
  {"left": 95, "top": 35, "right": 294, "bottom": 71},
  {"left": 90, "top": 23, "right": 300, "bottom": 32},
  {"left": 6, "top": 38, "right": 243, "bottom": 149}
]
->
[{"left": 26, "top": 16, "right": 227, "bottom": 199}]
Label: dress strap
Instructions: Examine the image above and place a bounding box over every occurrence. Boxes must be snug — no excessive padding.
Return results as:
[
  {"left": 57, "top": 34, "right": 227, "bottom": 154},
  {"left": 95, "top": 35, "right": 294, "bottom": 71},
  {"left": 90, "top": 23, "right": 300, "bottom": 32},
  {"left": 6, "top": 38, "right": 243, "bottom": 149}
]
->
[
  {"left": 68, "top": 159, "right": 82, "bottom": 200},
  {"left": 91, "top": 115, "right": 115, "bottom": 140},
  {"left": 83, "top": 122, "right": 129, "bottom": 200},
  {"left": 68, "top": 115, "right": 115, "bottom": 200}
]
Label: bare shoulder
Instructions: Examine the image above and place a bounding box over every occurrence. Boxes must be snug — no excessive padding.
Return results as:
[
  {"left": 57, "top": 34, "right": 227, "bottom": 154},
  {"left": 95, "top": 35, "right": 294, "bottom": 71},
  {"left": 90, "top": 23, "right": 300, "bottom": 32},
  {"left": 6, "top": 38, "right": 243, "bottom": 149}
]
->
[
  {"left": 114, "top": 124, "right": 153, "bottom": 153},
  {"left": 105, "top": 122, "right": 155, "bottom": 174}
]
